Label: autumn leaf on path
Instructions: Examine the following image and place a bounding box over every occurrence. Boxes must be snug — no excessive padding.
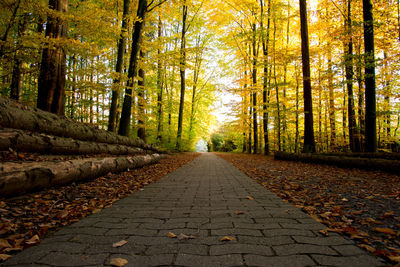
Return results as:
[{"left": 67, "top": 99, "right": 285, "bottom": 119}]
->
[
  {"left": 177, "top": 233, "right": 196, "bottom": 240},
  {"left": 110, "top": 257, "right": 128, "bottom": 267},
  {"left": 219, "top": 236, "right": 234, "bottom": 241},
  {"left": 112, "top": 240, "right": 127, "bottom": 248},
  {"left": 235, "top": 211, "right": 245, "bottom": 215},
  {"left": 0, "top": 239, "right": 11, "bottom": 250},
  {"left": 167, "top": 232, "right": 177, "bottom": 238},
  {"left": 318, "top": 229, "right": 329, "bottom": 236},
  {"left": 0, "top": 254, "right": 12, "bottom": 262},
  {"left": 359, "top": 244, "right": 376, "bottom": 253},
  {"left": 374, "top": 228, "right": 396, "bottom": 235},
  {"left": 246, "top": 196, "right": 254, "bottom": 200},
  {"left": 25, "top": 235, "right": 40, "bottom": 245}
]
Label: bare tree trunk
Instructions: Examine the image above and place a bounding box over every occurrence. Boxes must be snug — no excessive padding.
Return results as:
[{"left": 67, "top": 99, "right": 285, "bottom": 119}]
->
[
  {"left": 37, "top": 0, "right": 68, "bottom": 116},
  {"left": 252, "top": 22, "right": 258, "bottom": 154},
  {"left": 363, "top": 0, "right": 377, "bottom": 152},
  {"left": 176, "top": 3, "right": 187, "bottom": 151},
  {"left": 108, "top": 0, "right": 130, "bottom": 132},
  {"left": 156, "top": 15, "right": 163, "bottom": 142},
  {"left": 299, "top": 0, "right": 316, "bottom": 153},
  {"left": 137, "top": 50, "right": 146, "bottom": 142},
  {"left": 118, "top": 0, "right": 147, "bottom": 137}
]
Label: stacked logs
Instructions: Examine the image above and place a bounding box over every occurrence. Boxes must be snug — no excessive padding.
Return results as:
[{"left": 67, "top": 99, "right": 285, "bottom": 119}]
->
[{"left": 0, "top": 98, "right": 165, "bottom": 197}]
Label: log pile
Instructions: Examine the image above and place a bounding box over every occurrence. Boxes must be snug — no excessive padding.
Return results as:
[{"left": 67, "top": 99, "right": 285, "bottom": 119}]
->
[
  {"left": 274, "top": 151, "right": 400, "bottom": 174},
  {"left": 0, "top": 98, "right": 165, "bottom": 198}
]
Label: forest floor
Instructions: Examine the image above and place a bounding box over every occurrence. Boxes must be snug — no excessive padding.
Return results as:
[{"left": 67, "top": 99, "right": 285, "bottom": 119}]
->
[
  {"left": 216, "top": 152, "right": 400, "bottom": 265},
  {"left": 0, "top": 152, "right": 200, "bottom": 261}
]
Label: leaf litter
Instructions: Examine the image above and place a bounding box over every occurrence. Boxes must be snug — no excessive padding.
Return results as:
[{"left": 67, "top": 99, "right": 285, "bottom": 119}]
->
[
  {"left": 0, "top": 153, "right": 200, "bottom": 261},
  {"left": 217, "top": 152, "right": 400, "bottom": 265}
]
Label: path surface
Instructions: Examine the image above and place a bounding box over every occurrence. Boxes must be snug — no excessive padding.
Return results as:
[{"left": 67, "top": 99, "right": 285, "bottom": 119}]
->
[{"left": 2, "top": 153, "right": 384, "bottom": 267}]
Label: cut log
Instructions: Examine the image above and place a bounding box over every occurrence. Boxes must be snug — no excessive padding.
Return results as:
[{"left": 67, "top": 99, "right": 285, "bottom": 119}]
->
[
  {"left": 0, "top": 153, "right": 164, "bottom": 197},
  {"left": 0, "top": 128, "right": 145, "bottom": 155},
  {"left": 0, "top": 97, "right": 162, "bottom": 153},
  {"left": 274, "top": 151, "right": 400, "bottom": 174}
]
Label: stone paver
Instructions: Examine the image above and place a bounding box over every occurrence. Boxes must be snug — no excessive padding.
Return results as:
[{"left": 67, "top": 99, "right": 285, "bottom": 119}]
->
[{"left": 1, "top": 153, "right": 385, "bottom": 266}]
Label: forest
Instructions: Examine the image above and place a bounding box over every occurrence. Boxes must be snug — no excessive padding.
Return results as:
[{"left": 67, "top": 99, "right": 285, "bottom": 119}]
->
[{"left": 0, "top": 0, "right": 399, "bottom": 154}]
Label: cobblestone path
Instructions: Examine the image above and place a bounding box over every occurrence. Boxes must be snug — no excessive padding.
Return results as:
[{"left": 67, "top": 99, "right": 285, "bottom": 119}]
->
[{"left": 2, "top": 153, "right": 385, "bottom": 266}]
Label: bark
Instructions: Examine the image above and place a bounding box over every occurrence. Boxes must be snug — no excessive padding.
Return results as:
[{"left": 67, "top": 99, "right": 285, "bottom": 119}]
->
[
  {"left": 261, "top": 0, "right": 271, "bottom": 155},
  {"left": 345, "top": 0, "right": 360, "bottom": 152},
  {"left": 0, "top": 153, "right": 164, "bottom": 197},
  {"left": 273, "top": 16, "right": 280, "bottom": 151},
  {"left": 137, "top": 50, "right": 146, "bottom": 142},
  {"left": 299, "top": 0, "right": 316, "bottom": 153},
  {"left": 252, "top": 22, "right": 258, "bottom": 154},
  {"left": 363, "top": 0, "right": 377, "bottom": 152},
  {"left": 118, "top": 0, "right": 147, "bottom": 137},
  {"left": 0, "top": 97, "right": 163, "bottom": 151},
  {"left": 327, "top": 56, "right": 336, "bottom": 150},
  {"left": 10, "top": 14, "right": 28, "bottom": 101},
  {"left": 274, "top": 151, "right": 400, "bottom": 174},
  {"left": 0, "top": 128, "right": 145, "bottom": 155},
  {"left": 37, "top": 0, "right": 68, "bottom": 115},
  {"left": 176, "top": 3, "right": 188, "bottom": 151},
  {"left": 108, "top": 0, "right": 130, "bottom": 132},
  {"left": 156, "top": 15, "right": 163, "bottom": 142}
]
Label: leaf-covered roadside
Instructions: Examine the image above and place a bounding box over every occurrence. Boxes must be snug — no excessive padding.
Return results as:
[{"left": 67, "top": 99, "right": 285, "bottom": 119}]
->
[
  {"left": 0, "top": 152, "right": 199, "bottom": 261},
  {"left": 217, "top": 152, "right": 400, "bottom": 265}
]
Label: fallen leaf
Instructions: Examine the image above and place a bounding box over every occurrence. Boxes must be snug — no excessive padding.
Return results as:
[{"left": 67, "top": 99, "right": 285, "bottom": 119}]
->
[
  {"left": 359, "top": 244, "right": 376, "bottom": 253},
  {"left": 374, "top": 227, "right": 396, "bottom": 235},
  {"left": 246, "top": 196, "right": 254, "bottom": 200},
  {"left": 341, "top": 198, "right": 349, "bottom": 202},
  {"left": 0, "top": 254, "right": 11, "bottom": 262},
  {"left": 167, "top": 232, "right": 177, "bottom": 238},
  {"left": 388, "top": 256, "right": 400, "bottom": 263},
  {"left": 112, "top": 240, "right": 128, "bottom": 248},
  {"left": 0, "top": 239, "right": 11, "bottom": 250},
  {"left": 219, "top": 236, "right": 234, "bottom": 241},
  {"left": 382, "top": 211, "right": 395, "bottom": 218},
  {"left": 177, "top": 233, "right": 196, "bottom": 240},
  {"left": 235, "top": 211, "right": 245, "bottom": 215},
  {"left": 110, "top": 257, "right": 128, "bottom": 267},
  {"left": 318, "top": 229, "right": 329, "bottom": 236},
  {"left": 364, "top": 217, "right": 383, "bottom": 224},
  {"left": 25, "top": 235, "right": 40, "bottom": 245}
]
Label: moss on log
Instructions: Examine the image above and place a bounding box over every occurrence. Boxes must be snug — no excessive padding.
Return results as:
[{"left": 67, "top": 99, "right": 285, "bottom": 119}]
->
[
  {"left": 0, "top": 128, "right": 145, "bottom": 155},
  {"left": 274, "top": 151, "right": 400, "bottom": 174},
  {"left": 0, "top": 97, "right": 161, "bottom": 152},
  {"left": 0, "top": 153, "right": 164, "bottom": 197}
]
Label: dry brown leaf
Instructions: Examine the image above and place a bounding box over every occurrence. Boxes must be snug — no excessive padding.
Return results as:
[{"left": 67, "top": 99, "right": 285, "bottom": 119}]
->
[
  {"left": 388, "top": 256, "right": 400, "bottom": 263},
  {"left": 359, "top": 244, "right": 376, "bottom": 253},
  {"left": 110, "top": 257, "right": 128, "bottom": 267},
  {"left": 0, "top": 254, "right": 11, "bottom": 262},
  {"left": 374, "top": 227, "right": 396, "bottom": 235},
  {"left": 235, "top": 211, "right": 245, "bottom": 215},
  {"left": 177, "top": 233, "right": 196, "bottom": 240},
  {"left": 0, "top": 239, "right": 11, "bottom": 250},
  {"left": 246, "top": 196, "right": 254, "bottom": 200},
  {"left": 219, "top": 236, "right": 234, "bottom": 241},
  {"left": 167, "top": 232, "right": 177, "bottom": 238},
  {"left": 382, "top": 211, "right": 395, "bottom": 218},
  {"left": 25, "top": 235, "right": 40, "bottom": 245},
  {"left": 112, "top": 240, "right": 128, "bottom": 248},
  {"left": 365, "top": 217, "right": 383, "bottom": 224},
  {"left": 318, "top": 229, "right": 329, "bottom": 236}
]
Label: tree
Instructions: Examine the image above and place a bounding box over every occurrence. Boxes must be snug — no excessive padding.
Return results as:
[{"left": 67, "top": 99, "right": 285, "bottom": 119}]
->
[
  {"left": 176, "top": 2, "right": 188, "bottom": 151},
  {"left": 108, "top": 0, "right": 130, "bottom": 132},
  {"left": 363, "top": 0, "right": 377, "bottom": 152},
  {"left": 37, "top": 0, "right": 68, "bottom": 115},
  {"left": 299, "top": 0, "right": 316, "bottom": 153}
]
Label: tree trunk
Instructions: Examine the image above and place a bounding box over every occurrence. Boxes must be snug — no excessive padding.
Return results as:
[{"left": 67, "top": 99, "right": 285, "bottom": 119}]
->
[
  {"left": 363, "top": 0, "right": 377, "bottom": 152},
  {"left": 10, "top": 14, "right": 28, "bottom": 101},
  {"left": 37, "top": 0, "right": 68, "bottom": 116},
  {"left": 176, "top": 3, "right": 187, "bottom": 151},
  {"left": 345, "top": 0, "right": 360, "bottom": 152},
  {"left": 118, "top": 0, "right": 147, "bottom": 137},
  {"left": 252, "top": 22, "right": 258, "bottom": 154},
  {"left": 156, "top": 15, "right": 163, "bottom": 142},
  {"left": 0, "top": 153, "right": 164, "bottom": 198},
  {"left": 0, "top": 97, "right": 160, "bottom": 151},
  {"left": 299, "top": 0, "right": 316, "bottom": 153},
  {"left": 137, "top": 50, "right": 146, "bottom": 142},
  {"left": 108, "top": 0, "right": 130, "bottom": 132}
]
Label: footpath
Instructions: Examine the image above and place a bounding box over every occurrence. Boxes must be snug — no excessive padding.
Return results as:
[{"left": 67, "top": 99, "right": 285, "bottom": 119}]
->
[{"left": 1, "top": 153, "right": 385, "bottom": 266}]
